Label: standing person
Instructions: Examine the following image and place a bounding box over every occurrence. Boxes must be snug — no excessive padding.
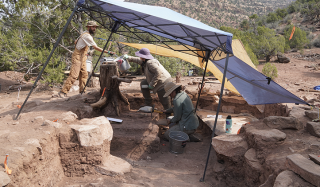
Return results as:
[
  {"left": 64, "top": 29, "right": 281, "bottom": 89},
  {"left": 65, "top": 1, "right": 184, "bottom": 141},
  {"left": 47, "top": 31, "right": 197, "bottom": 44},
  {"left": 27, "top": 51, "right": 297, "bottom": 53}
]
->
[
  {"left": 58, "top": 21, "right": 111, "bottom": 98},
  {"left": 162, "top": 82, "right": 201, "bottom": 142},
  {"left": 120, "top": 48, "right": 172, "bottom": 110}
]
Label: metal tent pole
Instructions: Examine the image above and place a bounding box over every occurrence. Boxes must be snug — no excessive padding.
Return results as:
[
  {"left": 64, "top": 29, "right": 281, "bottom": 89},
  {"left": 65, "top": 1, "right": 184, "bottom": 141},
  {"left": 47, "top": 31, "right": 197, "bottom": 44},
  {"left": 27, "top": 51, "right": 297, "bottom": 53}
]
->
[
  {"left": 200, "top": 53, "right": 230, "bottom": 182},
  {"left": 81, "top": 21, "right": 121, "bottom": 94},
  {"left": 194, "top": 50, "right": 211, "bottom": 112},
  {"left": 15, "top": 4, "right": 80, "bottom": 120}
]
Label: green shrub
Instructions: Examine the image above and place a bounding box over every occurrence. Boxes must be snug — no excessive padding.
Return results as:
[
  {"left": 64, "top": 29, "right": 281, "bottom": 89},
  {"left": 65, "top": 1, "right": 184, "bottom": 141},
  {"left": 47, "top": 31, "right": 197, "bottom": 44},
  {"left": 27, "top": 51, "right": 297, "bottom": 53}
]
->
[
  {"left": 262, "top": 62, "right": 278, "bottom": 79},
  {"left": 284, "top": 25, "right": 309, "bottom": 50}
]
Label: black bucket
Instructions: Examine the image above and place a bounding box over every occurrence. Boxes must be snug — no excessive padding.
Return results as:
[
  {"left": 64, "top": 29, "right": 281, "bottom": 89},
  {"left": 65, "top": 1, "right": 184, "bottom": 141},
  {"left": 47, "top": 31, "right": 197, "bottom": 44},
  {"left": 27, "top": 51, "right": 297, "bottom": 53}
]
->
[{"left": 169, "top": 131, "right": 189, "bottom": 154}]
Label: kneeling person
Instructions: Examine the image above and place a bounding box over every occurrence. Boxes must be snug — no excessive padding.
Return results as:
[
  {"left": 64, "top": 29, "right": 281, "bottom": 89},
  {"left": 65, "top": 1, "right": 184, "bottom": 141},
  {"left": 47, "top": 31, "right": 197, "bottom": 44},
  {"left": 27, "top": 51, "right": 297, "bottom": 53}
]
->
[{"left": 163, "top": 82, "right": 200, "bottom": 142}]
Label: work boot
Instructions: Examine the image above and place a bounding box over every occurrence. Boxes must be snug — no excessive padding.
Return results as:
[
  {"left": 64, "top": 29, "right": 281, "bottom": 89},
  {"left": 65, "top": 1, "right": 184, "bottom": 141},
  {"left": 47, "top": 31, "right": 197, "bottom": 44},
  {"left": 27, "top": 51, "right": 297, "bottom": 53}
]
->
[
  {"left": 58, "top": 91, "right": 67, "bottom": 98},
  {"left": 189, "top": 133, "right": 202, "bottom": 142}
]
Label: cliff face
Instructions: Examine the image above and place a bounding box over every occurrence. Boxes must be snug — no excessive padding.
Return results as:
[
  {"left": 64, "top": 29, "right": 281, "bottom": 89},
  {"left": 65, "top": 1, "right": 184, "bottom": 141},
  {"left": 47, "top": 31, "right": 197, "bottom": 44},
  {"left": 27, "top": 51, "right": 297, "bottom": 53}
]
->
[{"left": 126, "top": 0, "right": 295, "bottom": 28}]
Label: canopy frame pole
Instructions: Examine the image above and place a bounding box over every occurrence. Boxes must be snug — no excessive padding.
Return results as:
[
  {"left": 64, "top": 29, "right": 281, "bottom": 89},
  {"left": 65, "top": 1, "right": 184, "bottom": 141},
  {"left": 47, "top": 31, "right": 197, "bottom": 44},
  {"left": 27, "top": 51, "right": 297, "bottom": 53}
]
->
[
  {"left": 15, "top": 4, "right": 81, "bottom": 120},
  {"left": 194, "top": 50, "right": 211, "bottom": 112},
  {"left": 81, "top": 21, "right": 121, "bottom": 94},
  {"left": 200, "top": 53, "right": 230, "bottom": 182}
]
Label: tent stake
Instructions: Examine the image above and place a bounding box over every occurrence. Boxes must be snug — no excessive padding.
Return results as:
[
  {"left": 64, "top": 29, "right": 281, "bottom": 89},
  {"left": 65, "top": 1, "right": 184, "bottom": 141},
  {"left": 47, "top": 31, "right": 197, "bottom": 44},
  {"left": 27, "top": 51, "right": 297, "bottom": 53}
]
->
[
  {"left": 81, "top": 21, "right": 121, "bottom": 94},
  {"left": 15, "top": 3, "right": 81, "bottom": 120},
  {"left": 200, "top": 53, "right": 230, "bottom": 182}
]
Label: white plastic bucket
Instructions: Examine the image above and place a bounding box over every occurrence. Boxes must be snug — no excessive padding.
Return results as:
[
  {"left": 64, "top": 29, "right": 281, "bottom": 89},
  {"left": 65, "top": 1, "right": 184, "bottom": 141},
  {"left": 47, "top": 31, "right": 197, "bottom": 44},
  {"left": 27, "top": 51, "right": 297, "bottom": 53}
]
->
[{"left": 86, "top": 60, "right": 92, "bottom": 72}]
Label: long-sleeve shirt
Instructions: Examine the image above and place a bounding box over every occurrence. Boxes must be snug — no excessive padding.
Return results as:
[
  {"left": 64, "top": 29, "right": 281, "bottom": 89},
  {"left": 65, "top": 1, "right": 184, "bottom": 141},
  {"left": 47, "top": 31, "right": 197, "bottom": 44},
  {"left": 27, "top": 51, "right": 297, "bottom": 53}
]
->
[
  {"left": 127, "top": 57, "right": 172, "bottom": 92},
  {"left": 166, "top": 91, "right": 199, "bottom": 131}
]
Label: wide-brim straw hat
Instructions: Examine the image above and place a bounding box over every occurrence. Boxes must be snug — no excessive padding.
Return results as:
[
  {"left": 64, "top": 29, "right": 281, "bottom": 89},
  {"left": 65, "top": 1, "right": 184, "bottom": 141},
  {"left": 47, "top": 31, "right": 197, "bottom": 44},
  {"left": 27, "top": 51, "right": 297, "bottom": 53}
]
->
[
  {"left": 163, "top": 82, "right": 181, "bottom": 97},
  {"left": 86, "top": 21, "right": 99, "bottom": 27},
  {"left": 135, "top": 48, "right": 154, "bottom": 59}
]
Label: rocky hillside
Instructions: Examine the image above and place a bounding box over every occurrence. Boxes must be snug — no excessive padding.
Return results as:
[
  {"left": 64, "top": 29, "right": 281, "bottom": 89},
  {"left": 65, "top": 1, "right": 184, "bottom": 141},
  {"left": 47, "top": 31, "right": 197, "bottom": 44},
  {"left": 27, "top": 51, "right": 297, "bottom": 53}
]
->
[{"left": 126, "top": 0, "right": 295, "bottom": 28}]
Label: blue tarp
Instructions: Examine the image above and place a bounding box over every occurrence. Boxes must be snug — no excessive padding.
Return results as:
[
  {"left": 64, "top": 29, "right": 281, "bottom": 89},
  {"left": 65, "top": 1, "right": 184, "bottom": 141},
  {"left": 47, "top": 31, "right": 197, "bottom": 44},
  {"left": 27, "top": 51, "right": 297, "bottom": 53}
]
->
[
  {"left": 212, "top": 56, "right": 308, "bottom": 105},
  {"left": 83, "top": 0, "right": 308, "bottom": 105},
  {"left": 86, "top": 0, "right": 233, "bottom": 53}
]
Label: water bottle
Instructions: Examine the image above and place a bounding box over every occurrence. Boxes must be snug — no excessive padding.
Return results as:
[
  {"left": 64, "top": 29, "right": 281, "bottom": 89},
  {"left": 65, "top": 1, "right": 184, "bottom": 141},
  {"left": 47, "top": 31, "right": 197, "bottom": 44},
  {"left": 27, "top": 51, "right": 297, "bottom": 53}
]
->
[{"left": 226, "top": 115, "right": 232, "bottom": 134}]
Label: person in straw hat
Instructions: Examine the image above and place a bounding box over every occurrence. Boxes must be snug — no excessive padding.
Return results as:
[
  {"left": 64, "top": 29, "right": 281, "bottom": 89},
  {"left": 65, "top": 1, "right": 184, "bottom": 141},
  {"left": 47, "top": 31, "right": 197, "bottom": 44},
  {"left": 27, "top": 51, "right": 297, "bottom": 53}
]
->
[
  {"left": 59, "top": 21, "right": 112, "bottom": 98},
  {"left": 162, "top": 82, "right": 201, "bottom": 142},
  {"left": 120, "top": 48, "right": 172, "bottom": 109}
]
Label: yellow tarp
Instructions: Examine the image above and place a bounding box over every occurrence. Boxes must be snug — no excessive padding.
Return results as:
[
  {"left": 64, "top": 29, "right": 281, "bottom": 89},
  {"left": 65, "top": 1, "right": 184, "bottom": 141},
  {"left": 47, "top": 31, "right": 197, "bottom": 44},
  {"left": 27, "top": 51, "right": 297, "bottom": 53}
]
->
[{"left": 119, "top": 39, "right": 256, "bottom": 94}]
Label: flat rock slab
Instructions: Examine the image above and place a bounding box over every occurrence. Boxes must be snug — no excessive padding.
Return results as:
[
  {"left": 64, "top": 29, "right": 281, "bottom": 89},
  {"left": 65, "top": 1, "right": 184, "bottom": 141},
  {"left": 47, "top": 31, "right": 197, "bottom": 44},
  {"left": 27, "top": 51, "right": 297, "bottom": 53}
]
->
[
  {"left": 306, "top": 122, "right": 320, "bottom": 138},
  {"left": 286, "top": 154, "right": 320, "bottom": 187},
  {"left": 305, "top": 110, "right": 319, "bottom": 120},
  {"left": 197, "top": 109, "right": 257, "bottom": 135},
  {"left": 0, "top": 171, "right": 11, "bottom": 187},
  {"left": 70, "top": 116, "right": 113, "bottom": 146},
  {"left": 97, "top": 155, "right": 132, "bottom": 175},
  {"left": 309, "top": 154, "right": 320, "bottom": 165},
  {"left": 263, "top": 116, "right": 302, "bottom": 130},
  {"left": 212, "top": 134, "right": 248, "bottom": 162},
  {"left": 246, "top": 128, "right": 286, "bottom": 148},
  {"left": 274, "top": 170, "right": 314, "bottom": 187}
]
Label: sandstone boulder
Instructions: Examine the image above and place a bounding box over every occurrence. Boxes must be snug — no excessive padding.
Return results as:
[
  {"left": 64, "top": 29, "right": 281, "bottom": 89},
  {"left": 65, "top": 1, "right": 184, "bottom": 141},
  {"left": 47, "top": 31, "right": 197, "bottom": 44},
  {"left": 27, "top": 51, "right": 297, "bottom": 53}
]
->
[
  {"left": 246, "top": 128, "right": 286, "bottom": 148},
  {"left": 212, "top": 134, "right": 248, "bottom": 162},
  {"left": 0, "top": 171, "right": 11, "bottom": 187},
  {"left": 309, "top": 154, "right": 320, "bottom": 165},
  {"left": 273, "top": 170, "right": 314, "bottom": 187},
  {"left": 61, "top": 111, "right": 78, "bottom": 123},
  {"left": 70, "top": 116, "right": 113, "bottom": 146},
  {"left": 244, "top": 148, "right": 263, "bottom": 185},
  {"left": 286, "top": 154, "right": 320, "bottom": 187},
  {"left": 306, "top": 122, "right": 320, "bottom": 138},
  {"left": 97, "top": 155, "right": 132, "bottom": 175},
  {"left": 263, "top": 116, "right": 302, "bottom": 130},
  {"left": 245, "top": 148, "right": 263, "bottom": 172},
  {"left": 277, "top": 54, "right": 290, "bottom": 63},
  {"left": 289, "top": 106, "right": 305, "bottom": 119},
  {"left": 42, "top": 120, "right": 62, "bottom": 128},
  {"left": 305, "top": 110, "right": 319, "bottom": 120}
]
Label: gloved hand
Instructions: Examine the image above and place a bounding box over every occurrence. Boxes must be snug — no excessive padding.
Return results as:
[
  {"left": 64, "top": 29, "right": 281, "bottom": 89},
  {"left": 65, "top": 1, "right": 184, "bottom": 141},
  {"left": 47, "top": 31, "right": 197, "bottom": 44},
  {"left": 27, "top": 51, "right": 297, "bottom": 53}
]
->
[
  {"left": 107, "top": 51, "right": 115, "bottom": 55},
  {"left": 123, "top": 54, "right": 129, "bottom": 59},
  {"left": 148, "top": 85, "right": 154, "bottom": 89}
]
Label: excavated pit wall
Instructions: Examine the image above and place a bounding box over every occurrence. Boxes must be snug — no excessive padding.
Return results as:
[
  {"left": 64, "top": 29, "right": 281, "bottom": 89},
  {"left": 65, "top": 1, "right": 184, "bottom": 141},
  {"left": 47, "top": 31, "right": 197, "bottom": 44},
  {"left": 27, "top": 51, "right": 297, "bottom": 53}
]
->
[
  {"left": 9, "top": 131, "right": 64, "bottom": 187},
  {"left": 7, "top": 115, "right": 115, "bottom": 186},
  {"left": 59, "top": 129, "right": 111, "bottom": 177}
]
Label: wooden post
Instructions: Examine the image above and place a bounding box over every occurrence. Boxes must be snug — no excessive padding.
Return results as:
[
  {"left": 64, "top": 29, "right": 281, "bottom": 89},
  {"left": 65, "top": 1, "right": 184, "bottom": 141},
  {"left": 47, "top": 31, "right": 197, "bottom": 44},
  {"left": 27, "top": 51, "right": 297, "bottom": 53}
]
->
[{"left": 90, "top": 62, "right": 130, "bottom": 116}]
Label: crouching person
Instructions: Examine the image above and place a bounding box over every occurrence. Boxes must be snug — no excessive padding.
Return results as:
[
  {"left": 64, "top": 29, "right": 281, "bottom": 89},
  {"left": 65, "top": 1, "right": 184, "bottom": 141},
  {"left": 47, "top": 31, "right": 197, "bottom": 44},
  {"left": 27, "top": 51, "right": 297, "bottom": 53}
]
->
[{"left": 163, "top": 82, "right": 201, "bottom": 142}]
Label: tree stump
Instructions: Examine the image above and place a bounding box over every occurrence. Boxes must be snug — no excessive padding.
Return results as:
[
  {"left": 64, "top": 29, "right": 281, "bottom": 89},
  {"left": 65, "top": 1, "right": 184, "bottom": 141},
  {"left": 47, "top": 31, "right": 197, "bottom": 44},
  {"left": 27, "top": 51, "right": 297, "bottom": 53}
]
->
[
  {"left": 90, "top": 62, "right": 130, "bottom": 116},
  {"left": 176, "top": 72, "right": 181, "bottom": 83}
]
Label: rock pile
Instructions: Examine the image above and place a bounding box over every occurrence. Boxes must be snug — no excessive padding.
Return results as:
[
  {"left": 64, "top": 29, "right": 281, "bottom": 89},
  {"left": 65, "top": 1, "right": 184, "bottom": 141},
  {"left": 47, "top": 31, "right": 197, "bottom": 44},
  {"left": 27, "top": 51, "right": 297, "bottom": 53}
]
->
[{"left": 211, "top": 106, "right": 320, "bottom": 186}]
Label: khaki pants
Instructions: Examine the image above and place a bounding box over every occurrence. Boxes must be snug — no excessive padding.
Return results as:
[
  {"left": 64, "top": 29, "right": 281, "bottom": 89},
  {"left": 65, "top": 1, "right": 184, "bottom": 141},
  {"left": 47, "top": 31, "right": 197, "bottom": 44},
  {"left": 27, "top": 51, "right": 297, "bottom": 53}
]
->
[
  {"left": 61, "top": 46, "right": 88, "bottom": 94},
  {"left": 140, "top": 79, "right": 171, "bottom": 110}
]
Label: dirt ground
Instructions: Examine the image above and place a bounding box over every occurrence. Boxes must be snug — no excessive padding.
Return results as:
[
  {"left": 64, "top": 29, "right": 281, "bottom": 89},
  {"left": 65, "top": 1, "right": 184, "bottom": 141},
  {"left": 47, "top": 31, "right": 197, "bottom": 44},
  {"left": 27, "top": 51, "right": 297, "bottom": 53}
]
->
[{"left": 0, "top": 48, "right": 319, "bottom": 187}]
